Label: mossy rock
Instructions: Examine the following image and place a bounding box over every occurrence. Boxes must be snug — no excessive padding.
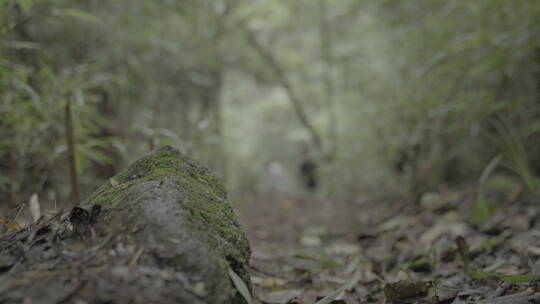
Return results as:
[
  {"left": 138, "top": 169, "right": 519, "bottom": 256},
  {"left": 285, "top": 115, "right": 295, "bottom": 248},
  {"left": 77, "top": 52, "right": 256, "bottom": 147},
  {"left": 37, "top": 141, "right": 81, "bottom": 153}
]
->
[{"left": 0, "top": 146, "right": 251, "bottom": 304}]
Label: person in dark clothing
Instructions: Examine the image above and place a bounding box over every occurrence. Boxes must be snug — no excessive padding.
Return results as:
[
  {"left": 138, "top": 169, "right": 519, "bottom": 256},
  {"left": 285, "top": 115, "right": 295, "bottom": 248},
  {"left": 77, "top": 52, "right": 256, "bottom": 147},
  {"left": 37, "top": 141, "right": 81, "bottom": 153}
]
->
[{"left": 300, "top": 157, "right": 318, "bottom": 191}]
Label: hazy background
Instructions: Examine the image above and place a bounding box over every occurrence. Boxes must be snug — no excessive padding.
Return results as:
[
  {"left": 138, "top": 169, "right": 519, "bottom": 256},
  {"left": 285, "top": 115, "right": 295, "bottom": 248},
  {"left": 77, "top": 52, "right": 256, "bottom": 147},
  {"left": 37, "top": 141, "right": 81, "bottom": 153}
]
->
[{"left": 2, "top": 0, "right": 540, "bottom": 214}]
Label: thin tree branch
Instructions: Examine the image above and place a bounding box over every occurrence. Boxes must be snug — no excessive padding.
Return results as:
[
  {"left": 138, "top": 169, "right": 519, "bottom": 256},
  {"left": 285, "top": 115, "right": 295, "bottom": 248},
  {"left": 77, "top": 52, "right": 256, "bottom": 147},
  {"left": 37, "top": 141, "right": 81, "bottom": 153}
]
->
[{"left": 245, "top": 30, "right": 323, "bottom": 150}]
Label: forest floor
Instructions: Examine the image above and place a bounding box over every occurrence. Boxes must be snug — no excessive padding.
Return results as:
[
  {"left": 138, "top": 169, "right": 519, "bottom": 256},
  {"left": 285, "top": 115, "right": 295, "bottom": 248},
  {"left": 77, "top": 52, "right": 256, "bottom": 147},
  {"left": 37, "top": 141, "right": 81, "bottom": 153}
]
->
[{"left": 236, "top": 190, "right": 540, "bottom": 303}]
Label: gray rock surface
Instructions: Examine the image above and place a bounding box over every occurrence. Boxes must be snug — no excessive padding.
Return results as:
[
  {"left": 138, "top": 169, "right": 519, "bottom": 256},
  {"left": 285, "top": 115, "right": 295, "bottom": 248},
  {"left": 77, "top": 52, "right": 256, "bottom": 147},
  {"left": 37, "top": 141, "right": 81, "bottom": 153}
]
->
[{"left": 0, "top": 146, "right": 251, "bottom": 304}]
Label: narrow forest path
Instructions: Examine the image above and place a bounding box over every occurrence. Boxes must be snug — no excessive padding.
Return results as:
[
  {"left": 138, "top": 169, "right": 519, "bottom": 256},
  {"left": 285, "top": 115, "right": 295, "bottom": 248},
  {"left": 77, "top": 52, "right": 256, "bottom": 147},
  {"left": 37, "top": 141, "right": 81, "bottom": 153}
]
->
[
  {"left": 236, "top": 194, "right": 383, "bottom": 303},
  {"left": 236, "top": 191, "right": 540, "bottom": 303}
]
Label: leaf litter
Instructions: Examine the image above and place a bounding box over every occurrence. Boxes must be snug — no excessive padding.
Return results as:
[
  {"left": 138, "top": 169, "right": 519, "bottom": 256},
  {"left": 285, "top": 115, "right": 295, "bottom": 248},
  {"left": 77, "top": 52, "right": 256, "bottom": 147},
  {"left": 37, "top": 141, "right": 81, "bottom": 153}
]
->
[{"left": 236, "top": 190, "right": 540, "bottom": 303}]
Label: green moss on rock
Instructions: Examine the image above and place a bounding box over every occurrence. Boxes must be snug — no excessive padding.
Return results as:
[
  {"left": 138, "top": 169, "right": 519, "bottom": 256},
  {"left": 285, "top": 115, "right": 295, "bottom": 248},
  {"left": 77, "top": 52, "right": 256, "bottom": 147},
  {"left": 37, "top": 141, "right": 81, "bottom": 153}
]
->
[{"left": 84, "top": 146, "right": 251, "bottom": 303}]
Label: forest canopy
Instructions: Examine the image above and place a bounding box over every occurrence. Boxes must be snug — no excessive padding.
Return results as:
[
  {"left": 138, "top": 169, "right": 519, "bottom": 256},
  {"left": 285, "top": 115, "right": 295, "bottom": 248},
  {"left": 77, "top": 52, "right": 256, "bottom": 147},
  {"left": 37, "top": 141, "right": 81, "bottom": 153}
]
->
[{"left": 1, "top": 0, "right": 540, "bottom": 211}]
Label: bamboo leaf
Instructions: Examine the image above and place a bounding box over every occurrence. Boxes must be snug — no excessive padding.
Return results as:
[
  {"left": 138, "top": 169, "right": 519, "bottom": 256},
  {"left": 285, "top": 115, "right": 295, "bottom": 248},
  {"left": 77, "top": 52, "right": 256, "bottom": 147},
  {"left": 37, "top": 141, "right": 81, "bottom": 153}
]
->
[
  {"left": 2, "top": 41, "right": 41, "bottom": 50},
  {"left": 61, "top": 9, "right": 101, "bottom": 23},
  {"left": 18, "top": 0, "right": 33, "bottom": 13},
  {"left": 228, "top": 268, "right": 252, "bottom": 304},
  {"left": 471, "top": 192, "right": 491, "bottom": 223},
  {"left": 0, "top": 218, "right": 21, "bottom": 232},
  {"left": 314, "top": 266, "right": 362, "bottom": 304},
  {"left": 478, "top": 154, "right": 503, "bottom": 187}
]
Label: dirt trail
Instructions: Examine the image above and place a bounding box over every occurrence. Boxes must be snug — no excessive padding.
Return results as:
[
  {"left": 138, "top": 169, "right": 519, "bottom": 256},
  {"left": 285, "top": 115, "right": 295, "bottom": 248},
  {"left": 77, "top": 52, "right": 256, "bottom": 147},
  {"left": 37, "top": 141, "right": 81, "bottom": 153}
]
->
[
  {"left": 236, "top": 192, "right": 540, "bottom": 303},
  {"left": 236, "top": 194, "right": 377, "bottom": 303}
]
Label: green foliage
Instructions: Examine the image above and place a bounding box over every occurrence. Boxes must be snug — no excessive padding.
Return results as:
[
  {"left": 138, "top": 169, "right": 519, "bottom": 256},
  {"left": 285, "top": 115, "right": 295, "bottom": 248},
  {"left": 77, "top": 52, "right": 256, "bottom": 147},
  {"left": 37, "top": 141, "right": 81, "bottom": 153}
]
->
[
  {"left": 2, "top": 0, "right": 540, "bottom": 207},
  {"left": 471, "top": 155, "right": 502, "bottom": 222},
  {"left": 0, "top": 0, "right": 234, "bottom": 207},
  {"left": 60, "top": 8, "right": 101, "bottom": 23},
  {"left": 470, "top": 271, "right": 530, "bottom": 283},
  {"left": 491, "top": 117, "right": 539, "bottom": 193},
  {"left": 0, "top": 0, "right": 125, "bottom": 204},
  {"left": 368, "top": 1, "right": 540, "bottom": 199},
  {"left": 470, "top": 193, "right": 492, "bottom": 224}
]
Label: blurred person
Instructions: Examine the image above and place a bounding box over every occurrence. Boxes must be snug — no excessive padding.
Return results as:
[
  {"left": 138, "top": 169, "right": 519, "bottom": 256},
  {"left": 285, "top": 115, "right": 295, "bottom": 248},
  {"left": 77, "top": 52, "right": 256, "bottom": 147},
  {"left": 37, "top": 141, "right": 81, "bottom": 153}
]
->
[{"left": 299, "top": 150, "right": 318, "bottom": 192}]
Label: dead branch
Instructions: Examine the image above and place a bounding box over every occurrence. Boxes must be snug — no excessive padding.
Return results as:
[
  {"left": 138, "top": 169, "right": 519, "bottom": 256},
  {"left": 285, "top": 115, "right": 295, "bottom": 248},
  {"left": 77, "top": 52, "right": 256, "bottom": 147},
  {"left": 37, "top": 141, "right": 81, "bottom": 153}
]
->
[{"left": 245, "top": 30, "right": 323, "bottom": 151}]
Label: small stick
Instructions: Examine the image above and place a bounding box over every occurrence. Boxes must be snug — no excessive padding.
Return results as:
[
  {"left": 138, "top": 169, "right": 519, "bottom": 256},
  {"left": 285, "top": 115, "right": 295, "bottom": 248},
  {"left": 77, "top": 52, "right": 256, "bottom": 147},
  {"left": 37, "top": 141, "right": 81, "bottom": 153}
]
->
[
  {"left": 129, "top": 247, "right": 144, "bottom": 267},
  {"left": 13, "top": 201, "right": 24, "bottom": 221},
  {"left": 65, "top": 99, "right": 80, "bottom": 204}
]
